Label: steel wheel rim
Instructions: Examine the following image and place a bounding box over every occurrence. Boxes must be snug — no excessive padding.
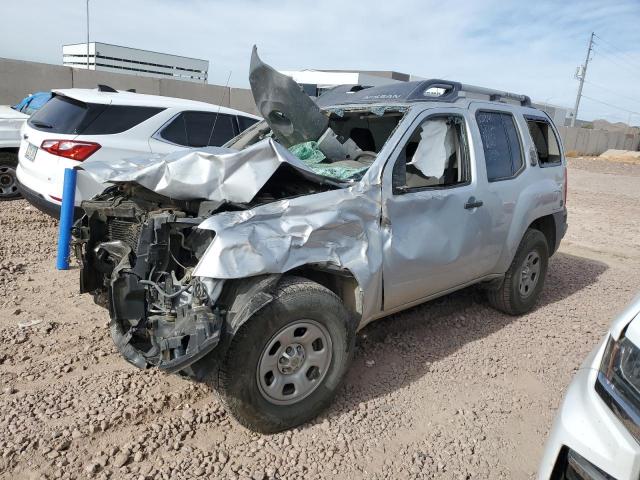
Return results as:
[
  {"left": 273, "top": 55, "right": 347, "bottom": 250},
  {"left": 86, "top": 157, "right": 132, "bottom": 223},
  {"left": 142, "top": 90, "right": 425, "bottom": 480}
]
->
[
  {"left": 519, "top": 250, "right": 541, "bottom": 298},
  {"left": 257, "top": 319, "right": 333, "bottom": 406},
  {"left": 0, "top": 166, "right": 18, "bottom": 197}
]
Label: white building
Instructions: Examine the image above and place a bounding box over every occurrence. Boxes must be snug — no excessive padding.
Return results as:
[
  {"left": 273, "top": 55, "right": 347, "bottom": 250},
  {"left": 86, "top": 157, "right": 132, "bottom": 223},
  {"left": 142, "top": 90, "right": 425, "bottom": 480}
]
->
[
  {"left": 63, "top": 42, "right": 208, "bottom": 84},
  {"left": 279, "top": 69, "right": 418, "bottom": 97},
  {"left": 531, "top": 102, "right": 574, "bottom": 127}
]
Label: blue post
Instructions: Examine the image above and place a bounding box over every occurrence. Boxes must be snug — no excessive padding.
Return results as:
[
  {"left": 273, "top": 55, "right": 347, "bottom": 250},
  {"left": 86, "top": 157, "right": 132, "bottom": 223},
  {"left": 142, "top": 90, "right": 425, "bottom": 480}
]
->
[{"left": 56, "top": 168, "right": 78, "bottom": 270}]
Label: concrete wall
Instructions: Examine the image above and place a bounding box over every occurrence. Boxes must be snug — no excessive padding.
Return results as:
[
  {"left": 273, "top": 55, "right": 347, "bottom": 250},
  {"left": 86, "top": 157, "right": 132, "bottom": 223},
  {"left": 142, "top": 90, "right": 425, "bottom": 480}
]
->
[
  {"left": 0, "top": 57, "right": 258, "bottom": 115},
  {"left": 72, "top": 68, "right": 161, "bottom": 95},
  {"left": 557, "top": 126, "right": 640, "bottom": 155},
  {"left": 0, "top": 58, "right": 73, "bottom": 104},
  {"left": 158, "top": 79, "right": 230, "bottom": 106}
]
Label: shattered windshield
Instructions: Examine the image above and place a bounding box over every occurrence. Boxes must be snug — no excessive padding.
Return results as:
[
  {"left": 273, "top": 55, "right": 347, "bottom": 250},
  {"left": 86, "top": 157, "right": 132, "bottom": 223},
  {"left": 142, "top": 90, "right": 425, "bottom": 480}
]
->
[{"left": 225, "top": 106, "right": 406, "bottom": 182}]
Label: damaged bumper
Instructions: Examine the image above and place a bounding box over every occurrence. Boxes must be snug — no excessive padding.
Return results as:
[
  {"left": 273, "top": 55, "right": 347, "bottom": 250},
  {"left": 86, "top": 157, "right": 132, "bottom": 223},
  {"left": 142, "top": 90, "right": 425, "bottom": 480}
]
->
[{"left": 74, "top": 193, "right": 223, "bottom": 373}]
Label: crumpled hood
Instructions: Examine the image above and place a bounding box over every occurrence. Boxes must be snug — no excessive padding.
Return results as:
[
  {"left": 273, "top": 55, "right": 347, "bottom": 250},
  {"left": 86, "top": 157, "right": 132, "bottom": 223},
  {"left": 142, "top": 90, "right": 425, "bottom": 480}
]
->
[{"left": 77, "top": 138, "right": 334, "bottom": 204}]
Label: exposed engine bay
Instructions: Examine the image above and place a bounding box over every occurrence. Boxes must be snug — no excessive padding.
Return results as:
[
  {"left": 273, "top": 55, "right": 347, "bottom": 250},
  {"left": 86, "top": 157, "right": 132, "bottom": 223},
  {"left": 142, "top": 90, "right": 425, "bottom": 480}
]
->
[{"left": 73, "top": 170, "right": 337, "bottom": 372}]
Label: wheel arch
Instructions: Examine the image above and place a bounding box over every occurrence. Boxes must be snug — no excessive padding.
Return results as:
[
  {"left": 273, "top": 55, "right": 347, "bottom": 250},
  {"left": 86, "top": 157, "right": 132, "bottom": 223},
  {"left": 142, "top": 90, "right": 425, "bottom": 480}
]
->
[
  {"left": 218, "top": 265, "right": 362, "bottom": 338},
  {"left": 528, "top": 214, "right": 557, "bottom": 256},
  {"left": 288, "top": 264, "right": 363, "bottom": 325}
]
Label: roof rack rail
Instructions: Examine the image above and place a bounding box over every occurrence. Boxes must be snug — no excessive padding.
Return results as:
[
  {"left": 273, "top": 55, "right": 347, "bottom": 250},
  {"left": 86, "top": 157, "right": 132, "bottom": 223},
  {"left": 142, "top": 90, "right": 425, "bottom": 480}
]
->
[
  {"left": 316, "top": 78, "right": 532, "bottom": 107},
  {"left": 458, "top": 83, "right": 531, "bottom": 107}
]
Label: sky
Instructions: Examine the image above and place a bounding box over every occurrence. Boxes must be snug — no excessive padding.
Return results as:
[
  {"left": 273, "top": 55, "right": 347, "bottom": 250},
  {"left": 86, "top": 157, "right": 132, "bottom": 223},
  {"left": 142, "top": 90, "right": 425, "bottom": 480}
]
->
[{"left": 1, "top": 0, "right": 639, "bottom": 124}]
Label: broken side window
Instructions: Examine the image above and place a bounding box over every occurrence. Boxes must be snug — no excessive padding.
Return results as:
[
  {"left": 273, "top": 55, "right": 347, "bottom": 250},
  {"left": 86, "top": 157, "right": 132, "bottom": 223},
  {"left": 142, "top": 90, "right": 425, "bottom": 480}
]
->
[
  {"left": 476, "top": 111, "right": 524, "bottom": 181},
  {"left": 526, "top": 118, "right": 562, "bottom": 166},
  {"left": 392, "top": 115, "right": 470, "bottom": 191}
]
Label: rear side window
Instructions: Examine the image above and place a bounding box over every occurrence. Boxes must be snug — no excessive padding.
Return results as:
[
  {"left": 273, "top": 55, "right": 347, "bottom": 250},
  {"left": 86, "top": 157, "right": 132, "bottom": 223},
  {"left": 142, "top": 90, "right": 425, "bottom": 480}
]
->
[
  {"left": 29, "top": 95, "right": 163, "bottom": 135},
  {"left": 82, "top": 105, "right": 163, "bottom": 135},
  {"left": 160, "top": 112, "right": 237, "bottom": 147},
  {"left": 526, "top": 118, "right": 562, "bottom": 166},
  {"left": 237, "top": 115, "right": 259, "bottom": 132},
  {"left": 28, "top": 96, "right": 102, "bottom": 134},
  {"left": 476, "top": 111, "right": 523, "bottom": 181}
]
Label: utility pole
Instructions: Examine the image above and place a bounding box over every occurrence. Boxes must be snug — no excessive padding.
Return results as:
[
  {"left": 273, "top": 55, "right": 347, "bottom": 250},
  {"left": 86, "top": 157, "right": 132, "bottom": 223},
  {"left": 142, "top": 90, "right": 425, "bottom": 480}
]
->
[
  {"left": 571, "top": 32, "right": 594, "bottom": 127},
  {"left": 86, "top": 0, "right": 90, "bottom": 70}
]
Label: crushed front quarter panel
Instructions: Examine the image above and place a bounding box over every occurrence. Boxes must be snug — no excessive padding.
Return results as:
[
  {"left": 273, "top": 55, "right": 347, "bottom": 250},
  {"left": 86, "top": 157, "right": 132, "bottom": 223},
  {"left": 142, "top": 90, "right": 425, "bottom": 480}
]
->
[{"left": 193, "top": 182, "right": 384, "bottom": 321}]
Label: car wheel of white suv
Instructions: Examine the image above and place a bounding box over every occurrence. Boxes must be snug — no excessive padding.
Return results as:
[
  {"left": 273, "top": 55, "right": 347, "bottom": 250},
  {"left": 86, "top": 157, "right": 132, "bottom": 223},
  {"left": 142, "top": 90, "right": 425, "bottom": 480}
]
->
[
  {"left": 487, "top": 228, "right": 549, "bottom": 315},
  {"left": 0, "top": 152, "right": 20, "bottom": 200}
]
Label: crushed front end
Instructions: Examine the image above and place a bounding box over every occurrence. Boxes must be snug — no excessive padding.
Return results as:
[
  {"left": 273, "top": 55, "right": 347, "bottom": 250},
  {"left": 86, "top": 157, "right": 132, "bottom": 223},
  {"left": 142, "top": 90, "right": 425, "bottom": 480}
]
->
[{"left": 72, "top": 185, "right": 224, "bottom": 373}]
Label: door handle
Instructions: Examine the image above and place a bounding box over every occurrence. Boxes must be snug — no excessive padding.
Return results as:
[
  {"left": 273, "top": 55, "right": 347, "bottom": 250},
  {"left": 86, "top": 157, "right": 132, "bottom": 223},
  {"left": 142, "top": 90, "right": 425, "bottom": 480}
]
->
[{"left": 464, "top": 197, "right": 483, "bottom": 209}]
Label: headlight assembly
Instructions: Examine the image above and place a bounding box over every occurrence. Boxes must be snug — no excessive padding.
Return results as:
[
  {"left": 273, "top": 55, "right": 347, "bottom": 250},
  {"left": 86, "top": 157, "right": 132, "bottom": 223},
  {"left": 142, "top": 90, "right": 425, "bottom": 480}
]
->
[{"left": 596, "top": 335, "right": 640, "bottom": 444}]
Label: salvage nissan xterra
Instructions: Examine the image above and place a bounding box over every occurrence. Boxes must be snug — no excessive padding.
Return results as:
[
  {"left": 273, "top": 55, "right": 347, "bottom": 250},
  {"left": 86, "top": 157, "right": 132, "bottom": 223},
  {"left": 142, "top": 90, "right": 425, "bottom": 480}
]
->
[{"left": 71, "top": 47, "right": 568, "bottom": 432}]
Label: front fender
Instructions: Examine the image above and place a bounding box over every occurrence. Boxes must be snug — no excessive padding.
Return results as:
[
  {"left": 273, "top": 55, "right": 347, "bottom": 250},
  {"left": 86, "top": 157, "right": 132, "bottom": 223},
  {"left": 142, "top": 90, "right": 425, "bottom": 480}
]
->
[{"left": 220, "top": 274, "right": 283, "bottom": 335}]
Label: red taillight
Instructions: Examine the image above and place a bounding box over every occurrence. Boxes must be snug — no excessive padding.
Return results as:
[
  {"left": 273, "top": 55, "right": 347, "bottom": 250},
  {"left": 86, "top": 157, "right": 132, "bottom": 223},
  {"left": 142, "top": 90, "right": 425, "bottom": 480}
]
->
[
  {"left": 563, "top": 167, "right": 568, "bottom": 206},
  {"left": 41, "top": 140, "right": 101, "bottom": 161}
]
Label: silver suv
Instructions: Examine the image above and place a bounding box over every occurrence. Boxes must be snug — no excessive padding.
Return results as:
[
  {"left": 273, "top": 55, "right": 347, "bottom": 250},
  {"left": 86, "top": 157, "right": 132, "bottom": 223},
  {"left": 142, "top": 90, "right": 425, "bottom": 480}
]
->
[{"left": 71, "top": 49, "right": 567, "bottom": 432}]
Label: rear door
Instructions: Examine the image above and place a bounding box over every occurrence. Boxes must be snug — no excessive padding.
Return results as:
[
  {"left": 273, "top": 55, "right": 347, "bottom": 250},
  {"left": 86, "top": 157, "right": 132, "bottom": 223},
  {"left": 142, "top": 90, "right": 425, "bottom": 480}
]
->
[
  {"left": 466, "top": 103, "right": 546, "bottom": 273},
  {"left": 381, "top": 108, "right": 502, "bottom": 311}
]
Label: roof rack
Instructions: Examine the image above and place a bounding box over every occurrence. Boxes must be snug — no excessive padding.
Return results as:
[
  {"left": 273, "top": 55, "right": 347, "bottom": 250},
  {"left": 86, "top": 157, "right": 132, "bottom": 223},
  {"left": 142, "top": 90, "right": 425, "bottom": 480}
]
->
[
  {"left": 458, "top": 82, "right": 531, "bottom": 107},
  {"left": 316, "top": 79, "right": 532, "bottom": 107}
]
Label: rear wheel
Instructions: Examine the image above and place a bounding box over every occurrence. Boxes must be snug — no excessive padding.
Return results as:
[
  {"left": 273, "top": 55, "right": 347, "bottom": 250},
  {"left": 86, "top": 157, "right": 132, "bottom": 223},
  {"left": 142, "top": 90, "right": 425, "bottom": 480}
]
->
[
  {"left": 0, "top": 152, "right": 20, "bottom": 200},
  {"left": 217, "top": 276, "right": 354, "bottom": 433},
  {"left": 487, "top": 228, "right": 549, "bottom": 315}
]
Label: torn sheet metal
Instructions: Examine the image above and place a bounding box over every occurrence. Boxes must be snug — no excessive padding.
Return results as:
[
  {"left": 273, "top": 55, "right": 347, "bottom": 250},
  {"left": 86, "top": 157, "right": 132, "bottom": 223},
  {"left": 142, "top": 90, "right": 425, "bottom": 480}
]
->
[
  {"left": 77, "top": 138, "right": 323, "bottom": 203},
  {"left": 192, "top": 184, "right": 383, "bottom": 320}
]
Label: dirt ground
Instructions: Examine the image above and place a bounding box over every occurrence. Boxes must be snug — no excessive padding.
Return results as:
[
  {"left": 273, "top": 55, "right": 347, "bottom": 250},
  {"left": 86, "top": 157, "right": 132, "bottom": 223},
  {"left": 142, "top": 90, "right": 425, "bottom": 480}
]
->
[{"left": 1, "top": 156, "right": 639, "bottom": 480}]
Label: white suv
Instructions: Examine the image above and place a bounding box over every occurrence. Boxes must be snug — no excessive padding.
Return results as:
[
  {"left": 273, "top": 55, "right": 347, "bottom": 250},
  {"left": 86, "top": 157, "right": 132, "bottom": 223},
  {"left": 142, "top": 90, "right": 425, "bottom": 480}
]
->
[{"left": 16, "top": 87, "right": 260, "bottom": 216}]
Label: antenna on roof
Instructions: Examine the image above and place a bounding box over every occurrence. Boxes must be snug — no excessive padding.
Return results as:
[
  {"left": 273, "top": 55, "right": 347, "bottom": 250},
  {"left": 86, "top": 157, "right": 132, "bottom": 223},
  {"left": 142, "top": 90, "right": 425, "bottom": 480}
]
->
[{"left": 207, "top": 71, "right": 232, "bottom": 147}]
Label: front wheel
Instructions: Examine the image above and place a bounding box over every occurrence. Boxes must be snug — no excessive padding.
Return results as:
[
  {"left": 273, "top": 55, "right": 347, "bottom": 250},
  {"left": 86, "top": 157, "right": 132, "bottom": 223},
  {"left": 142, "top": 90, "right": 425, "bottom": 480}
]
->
[
  {"left": 487, "top": 228, "right": 549, "bottom": 315},
  {"left": 0, "top": 152, "right": 20, "bottom": 200},
  {"left": 217, "top": 276, "right": 354, "bottom": 433}
]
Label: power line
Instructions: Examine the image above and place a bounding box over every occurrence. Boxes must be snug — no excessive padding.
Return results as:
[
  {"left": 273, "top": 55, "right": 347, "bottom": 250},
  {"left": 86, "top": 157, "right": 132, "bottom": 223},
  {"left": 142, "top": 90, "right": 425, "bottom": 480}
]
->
[
  {"left": 582, "top": 79, "right": 640, "bottom": 106},
  {"left": 593, "top": 38, "right": 640, "bottom": 65},
  {"left": 593, "top": 33, "right": 640, "bottom": 71},
  {"left": 593, "top": 44, "right": 640, "bottom": 75},
  {"left": 581, "top": 94, "right": 640, "bottom": 116},
  {"left": 592, "top": 47, "right": 640, "bottom": 80}
]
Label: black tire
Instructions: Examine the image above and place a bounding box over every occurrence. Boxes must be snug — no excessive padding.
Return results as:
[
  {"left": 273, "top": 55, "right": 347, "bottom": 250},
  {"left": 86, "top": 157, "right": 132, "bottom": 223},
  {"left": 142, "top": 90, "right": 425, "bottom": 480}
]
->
[
  {"left": 0, "top": 152, "right": 21, "bottom": 200},
  {"left": 217, "top": 276, "right": 354, "bottom": 433},
  {"left": 487, "top": 228, "right": 549, "bottom": 315}
]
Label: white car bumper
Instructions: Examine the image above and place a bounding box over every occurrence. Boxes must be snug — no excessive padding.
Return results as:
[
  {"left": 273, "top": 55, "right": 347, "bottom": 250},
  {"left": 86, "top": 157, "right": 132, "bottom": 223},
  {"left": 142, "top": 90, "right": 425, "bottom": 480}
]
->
[{"left": 538, "top": 340, "right": 640, "bottom": 479}]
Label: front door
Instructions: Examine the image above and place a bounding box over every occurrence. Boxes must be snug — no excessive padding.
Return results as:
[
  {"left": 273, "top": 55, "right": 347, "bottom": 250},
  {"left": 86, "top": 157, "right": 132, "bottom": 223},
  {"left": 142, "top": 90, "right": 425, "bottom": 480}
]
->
[{"left": 381, "top": 108, "right": 499, "bottom": 311}]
